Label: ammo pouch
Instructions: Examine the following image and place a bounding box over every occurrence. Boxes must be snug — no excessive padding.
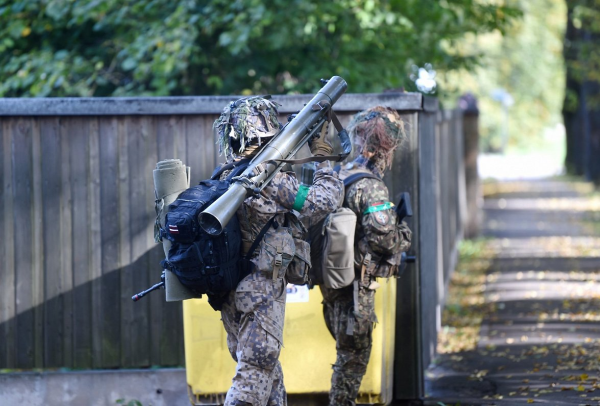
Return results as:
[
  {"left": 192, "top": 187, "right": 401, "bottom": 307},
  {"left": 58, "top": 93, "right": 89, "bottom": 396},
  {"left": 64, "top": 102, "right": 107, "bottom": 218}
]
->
[
  {"left": 356, "top": 239, "right": 403, "bottom": 279},
  {"left": 287, "top": 238, "right": 311, "bottom": 285},
  {"left": 371, "top": 252, "right": 402, "bottom": 278},
  {"left": 286, "top": 211, "right": 312, "bottom": 285},
  {"left": 254, "top": 223, "right": 295, "bottom": 280}
]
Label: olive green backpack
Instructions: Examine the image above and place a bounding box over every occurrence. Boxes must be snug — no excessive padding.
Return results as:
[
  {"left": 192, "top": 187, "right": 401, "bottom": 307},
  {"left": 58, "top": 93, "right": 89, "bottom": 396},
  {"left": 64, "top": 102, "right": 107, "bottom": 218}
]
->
[{"left": 308, "top": 172, "right": 379, "bottom": 289}]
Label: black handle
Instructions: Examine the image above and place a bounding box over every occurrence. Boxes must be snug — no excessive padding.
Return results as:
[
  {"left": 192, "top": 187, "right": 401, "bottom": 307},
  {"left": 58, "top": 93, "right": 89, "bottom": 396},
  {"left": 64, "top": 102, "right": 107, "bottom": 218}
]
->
[
  {"left": 396, "top": 192, "right": 413, "bottom": 222},
  {"left": 132, "top": 275, "right": 165, "bottom": 302}
]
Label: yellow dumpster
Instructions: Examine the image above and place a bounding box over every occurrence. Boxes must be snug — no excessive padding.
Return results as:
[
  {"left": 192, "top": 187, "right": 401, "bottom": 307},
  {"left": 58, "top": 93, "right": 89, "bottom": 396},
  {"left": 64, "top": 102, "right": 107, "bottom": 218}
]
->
[{"left": 184, "top": 280, "right": 397, "bottom": 405}]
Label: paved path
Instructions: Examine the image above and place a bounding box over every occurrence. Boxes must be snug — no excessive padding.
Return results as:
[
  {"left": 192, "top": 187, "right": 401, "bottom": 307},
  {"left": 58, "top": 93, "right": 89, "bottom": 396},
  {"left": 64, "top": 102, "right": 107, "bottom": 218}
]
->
[
  {"left": 425, "top": 180, "right": 600, "bottom": 406},
  {"left": 478, "top": 154, "right": 564, "bottom": 181}
]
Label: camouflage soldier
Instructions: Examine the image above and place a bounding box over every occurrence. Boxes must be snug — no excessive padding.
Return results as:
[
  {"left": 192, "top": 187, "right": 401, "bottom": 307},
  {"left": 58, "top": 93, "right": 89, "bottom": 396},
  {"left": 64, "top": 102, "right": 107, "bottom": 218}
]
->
[
  {"left": 320, "top": 106, "right": 412, "bottom": 406},
  {"left": 214, "top": 96, "right": 344, "bottom": 406}
]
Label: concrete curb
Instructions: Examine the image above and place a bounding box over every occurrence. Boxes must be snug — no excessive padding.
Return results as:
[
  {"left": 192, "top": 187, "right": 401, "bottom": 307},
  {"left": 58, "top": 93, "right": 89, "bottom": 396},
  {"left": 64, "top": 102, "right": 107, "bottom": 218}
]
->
[{"left": 0, "top": 368, "right": 189, "bottom": 406}]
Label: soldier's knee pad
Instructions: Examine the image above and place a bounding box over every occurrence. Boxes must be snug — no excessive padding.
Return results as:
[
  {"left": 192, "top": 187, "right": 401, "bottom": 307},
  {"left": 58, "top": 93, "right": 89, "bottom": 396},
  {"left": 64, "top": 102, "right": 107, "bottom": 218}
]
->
[{"left": 239, "top": 319, "right": 281, "bottom": 371}]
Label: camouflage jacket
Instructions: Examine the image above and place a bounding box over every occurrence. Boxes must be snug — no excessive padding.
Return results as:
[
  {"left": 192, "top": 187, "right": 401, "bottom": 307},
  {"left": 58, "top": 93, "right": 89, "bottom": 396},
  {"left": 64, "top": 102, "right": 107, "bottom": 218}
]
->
[
  {"left": 222, "top": 161, "right": 344, "bottom": 276},
  {"left": 339, "top": 159, "right": 412, "bottom": 279}
]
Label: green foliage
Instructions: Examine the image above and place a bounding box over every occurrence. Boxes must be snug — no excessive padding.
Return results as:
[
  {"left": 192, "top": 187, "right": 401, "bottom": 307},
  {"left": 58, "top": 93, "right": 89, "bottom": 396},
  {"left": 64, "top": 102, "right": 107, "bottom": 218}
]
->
[
  {"left": 0, "top": 0, "right": 521, "bottom": 97},
  {"left": 459, "top": 238, "right": 493, "bottom": 260},
  {"left": 439, "top": 0, "right": 566, "bottom": 154}
]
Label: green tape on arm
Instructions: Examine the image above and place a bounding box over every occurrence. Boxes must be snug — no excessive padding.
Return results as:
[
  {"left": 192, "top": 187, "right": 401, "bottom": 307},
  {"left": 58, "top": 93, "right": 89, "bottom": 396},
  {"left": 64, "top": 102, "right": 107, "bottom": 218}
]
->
[
  {"left": 293, "top": 184, "right": 310, "bottom": 211},
  {"left": 363, "top": 201, "right": 395, "bottom": 215}
]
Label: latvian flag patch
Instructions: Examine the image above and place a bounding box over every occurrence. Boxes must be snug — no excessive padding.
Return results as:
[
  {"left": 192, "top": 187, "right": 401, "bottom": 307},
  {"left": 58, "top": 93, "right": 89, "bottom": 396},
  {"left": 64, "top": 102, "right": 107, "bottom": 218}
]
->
[{"left": 169, "top": 225, "right": 180, "bottom": 234}]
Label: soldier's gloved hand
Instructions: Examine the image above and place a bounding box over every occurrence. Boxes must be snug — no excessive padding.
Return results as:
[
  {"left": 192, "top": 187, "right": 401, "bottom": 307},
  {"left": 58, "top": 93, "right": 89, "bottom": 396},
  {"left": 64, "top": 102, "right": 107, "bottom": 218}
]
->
[{"left": 310, "top": 121, "right": 334, "bottom": 156}]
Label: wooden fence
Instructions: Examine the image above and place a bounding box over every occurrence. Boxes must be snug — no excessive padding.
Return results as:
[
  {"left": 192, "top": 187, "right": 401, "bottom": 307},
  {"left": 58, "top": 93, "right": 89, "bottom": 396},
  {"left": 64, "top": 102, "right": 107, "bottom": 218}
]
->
[
  {"left": 393, "top": 102, "right": 466, "bottom": 399},
  {"left": 0, "top": 92, "right": 465, "bottom": 402}
]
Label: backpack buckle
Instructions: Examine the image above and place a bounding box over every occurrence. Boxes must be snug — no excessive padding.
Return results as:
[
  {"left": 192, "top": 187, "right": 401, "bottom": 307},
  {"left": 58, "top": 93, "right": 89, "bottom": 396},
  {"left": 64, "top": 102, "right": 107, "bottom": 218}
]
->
[{"left": 273, "top": 246, "right": 283, "bottom": 280}]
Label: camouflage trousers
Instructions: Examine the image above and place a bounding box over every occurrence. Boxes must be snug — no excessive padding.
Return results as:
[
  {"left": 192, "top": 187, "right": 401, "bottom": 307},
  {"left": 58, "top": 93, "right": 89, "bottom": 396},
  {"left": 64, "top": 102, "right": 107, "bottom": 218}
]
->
[
  {"left": 221, "top": 271, "right": 288, "bottom": 406},
  {"left": 320, "top": 282, "right": 376, "bottom": 406}
]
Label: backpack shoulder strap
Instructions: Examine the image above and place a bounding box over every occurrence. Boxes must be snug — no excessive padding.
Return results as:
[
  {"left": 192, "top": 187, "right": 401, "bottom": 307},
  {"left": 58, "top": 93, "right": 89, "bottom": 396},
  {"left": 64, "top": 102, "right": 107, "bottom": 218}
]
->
[
  {"left": 211, "top": 158, "right": 252, "bottom": 180},
  {"left": 335, "top": 164, "right": 380, "bottom": 188},
  {"left": 342, "top": 171, "right": 380, "bottom": 188},
  {"left": 244, "top": 216, "right": 277, "bottom": 260},
  {"left": 226, "top": 162, "right": 250, "bottom": 181},
  {"left": 211, "top": 162, "right": 233, "bottom": 180},
  {"left": 238, "top": 215, "right": 276, "bottom": 279}
]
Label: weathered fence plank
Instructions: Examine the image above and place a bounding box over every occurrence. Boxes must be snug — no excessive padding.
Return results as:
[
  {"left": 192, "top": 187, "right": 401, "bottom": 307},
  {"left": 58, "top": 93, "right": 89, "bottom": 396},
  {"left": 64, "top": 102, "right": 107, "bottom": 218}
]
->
[
  {"left": 128, "top": 116, "right": 151, "bottom": 367},
  {"left": 89, "top": 118, "right": 103, "bottom": 369},
  {"left": 59, "top": 118, "right": 74, "bottom": 368},
  {"left": 185, "top": 116, "right": 207, "bottom": 182},
  {"left": 118, "top": 117, "right": 134, "bottom": 368},
  {"left": 156, "top": 117, "right": 175, "bottom": 160},
  {"left": 99, "top": 117, "right": 122, "bottom": 368},
  {"left": 439, "top": 113, "right": 451, "bottom": 285},
  {"left": 32, "top": 119, "right": 44, "bottom": 368},
  {"left": 13, "top": 118, "right": 35, "bottom": 369},
  {"left": 146, "top": 117, "right": 164, "bottom": 367},
  {"left": 70, "top": 118, "right": 93, "bottom": 369},
  {"left": 173, "top": 117, "right": 187, "bottom": 168},
  {"left": 41, "top": 117, "right": 64, "bottom": 368},
  {"left": 143, "top": 116, "right": 158, "bottom": 365},
  {"left": 150, "top": 116, "right": 174, "bottom": 365},
  {"left": 1, "top": 119, "right": 16, "bottom": 368}
]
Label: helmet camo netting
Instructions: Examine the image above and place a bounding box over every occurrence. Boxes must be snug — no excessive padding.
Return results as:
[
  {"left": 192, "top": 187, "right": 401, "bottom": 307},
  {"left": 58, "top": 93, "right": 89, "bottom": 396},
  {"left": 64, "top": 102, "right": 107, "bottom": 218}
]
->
[
  {"left": 347, "top": 106, "right": 407, "bottom": 171},
  {"left": 213, "top": 96, "right": 281, "bottom": 161}
]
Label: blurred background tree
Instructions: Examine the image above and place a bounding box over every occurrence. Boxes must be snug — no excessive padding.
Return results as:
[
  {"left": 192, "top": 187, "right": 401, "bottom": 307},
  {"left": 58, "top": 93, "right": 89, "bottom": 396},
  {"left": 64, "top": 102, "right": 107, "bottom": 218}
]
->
[
  {"left": 563, "top": 0, "right": 600, "bottom": 183},
  {"left": 438, "top": 0, "right": 567, "bottom": 158},
  {"left": 0, "top": 0, "right": 520, "bottom": 97}
]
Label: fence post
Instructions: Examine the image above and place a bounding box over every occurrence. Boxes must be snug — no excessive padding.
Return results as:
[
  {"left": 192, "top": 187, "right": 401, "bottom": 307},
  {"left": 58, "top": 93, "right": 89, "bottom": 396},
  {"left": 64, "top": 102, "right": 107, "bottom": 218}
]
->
[
  {"left": 459, "top": 93, "right": 481, "bottom": 239},
  {"left": 393, "top": 96, "right": 439, "bottom": 402}
]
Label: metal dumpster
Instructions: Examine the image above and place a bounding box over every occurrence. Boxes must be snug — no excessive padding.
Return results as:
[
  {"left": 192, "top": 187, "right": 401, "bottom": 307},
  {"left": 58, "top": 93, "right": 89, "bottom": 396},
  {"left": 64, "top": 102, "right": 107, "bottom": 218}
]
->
[{"left": 184, "top": 280, "right": 397, "bottom": 405}]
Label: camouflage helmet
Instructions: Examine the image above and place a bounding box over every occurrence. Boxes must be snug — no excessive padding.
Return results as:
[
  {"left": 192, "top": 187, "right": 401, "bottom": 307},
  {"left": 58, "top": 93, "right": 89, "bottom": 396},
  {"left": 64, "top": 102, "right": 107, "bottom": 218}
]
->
[
  {"left": 213, "top": 95, "right": 281, "bottom": 161},
  {"left": 347, "top": 106, "right": 406, "bottom": 171}
]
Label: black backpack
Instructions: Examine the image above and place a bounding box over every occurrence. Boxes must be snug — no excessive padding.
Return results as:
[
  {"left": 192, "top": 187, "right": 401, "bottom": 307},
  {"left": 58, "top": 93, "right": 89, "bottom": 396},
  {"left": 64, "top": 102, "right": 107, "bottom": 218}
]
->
[{"left": 161, "top": 159, "right": 264, "bottom": 310}]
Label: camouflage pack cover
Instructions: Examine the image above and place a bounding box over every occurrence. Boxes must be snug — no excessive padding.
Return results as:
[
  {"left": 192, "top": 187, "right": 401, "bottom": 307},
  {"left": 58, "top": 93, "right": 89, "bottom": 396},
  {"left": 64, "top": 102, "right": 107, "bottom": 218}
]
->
[{"left": 213, "top": 96, "right": 281, "bottom": 161}]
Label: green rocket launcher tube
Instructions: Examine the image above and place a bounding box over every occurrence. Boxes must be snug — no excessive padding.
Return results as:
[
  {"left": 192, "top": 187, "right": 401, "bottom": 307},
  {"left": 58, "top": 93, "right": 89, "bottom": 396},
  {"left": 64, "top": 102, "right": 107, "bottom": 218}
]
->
[{"left": 199, "top": 76, "right": 348, "bottom": 236}]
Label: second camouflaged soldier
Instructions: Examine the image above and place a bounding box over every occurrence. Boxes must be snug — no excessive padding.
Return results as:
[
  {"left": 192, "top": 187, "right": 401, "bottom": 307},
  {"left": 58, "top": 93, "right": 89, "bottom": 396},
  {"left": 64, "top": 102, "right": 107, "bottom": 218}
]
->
[
  {"left": 320, "top": 106, "right": 412, "bottom": 406},
  {"left": 214, "top": 96, "right": 344, "bottom": 406}
]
